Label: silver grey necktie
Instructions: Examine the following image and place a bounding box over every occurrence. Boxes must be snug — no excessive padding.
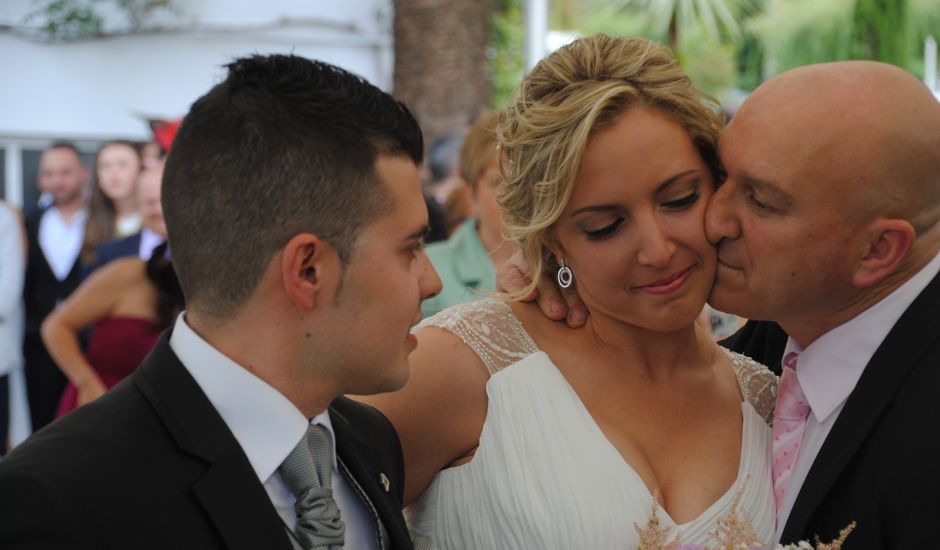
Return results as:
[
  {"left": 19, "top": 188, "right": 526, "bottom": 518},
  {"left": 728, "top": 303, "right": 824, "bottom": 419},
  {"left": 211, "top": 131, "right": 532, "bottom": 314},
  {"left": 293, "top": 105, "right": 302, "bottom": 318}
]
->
[{"left": 280, "top": 423, "right": 345, "bottom": 550}]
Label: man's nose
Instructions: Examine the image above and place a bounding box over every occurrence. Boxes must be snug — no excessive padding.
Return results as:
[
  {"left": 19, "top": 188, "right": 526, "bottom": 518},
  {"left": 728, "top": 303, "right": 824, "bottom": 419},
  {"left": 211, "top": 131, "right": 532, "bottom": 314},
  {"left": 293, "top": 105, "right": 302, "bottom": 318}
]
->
[{"left": 704, "top": 184, "right": 739, "bottom": 245}]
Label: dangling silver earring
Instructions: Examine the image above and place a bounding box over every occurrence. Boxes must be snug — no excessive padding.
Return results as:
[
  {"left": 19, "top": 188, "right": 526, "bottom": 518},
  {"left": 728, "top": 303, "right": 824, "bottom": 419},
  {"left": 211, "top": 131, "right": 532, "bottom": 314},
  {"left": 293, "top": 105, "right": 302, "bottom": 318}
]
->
[{"left": 556, "top": 260, "right": 573, "bottom": 289}]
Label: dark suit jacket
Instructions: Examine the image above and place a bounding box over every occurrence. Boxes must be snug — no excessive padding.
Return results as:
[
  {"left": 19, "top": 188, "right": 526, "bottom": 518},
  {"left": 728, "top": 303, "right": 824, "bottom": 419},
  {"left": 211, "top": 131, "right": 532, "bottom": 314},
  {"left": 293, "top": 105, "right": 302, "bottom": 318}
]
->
[
  {"left": 722, "top": 271, "right": 940, "bottom": 548},
  {"left": 87, "top": 231, "right": 142, "bottom": 275},
  {"left": 0, "top": 333, "right": 414, "bottom": 550},
  {"left": 23, "top": 207, "right": 82, "bottom": 336}
]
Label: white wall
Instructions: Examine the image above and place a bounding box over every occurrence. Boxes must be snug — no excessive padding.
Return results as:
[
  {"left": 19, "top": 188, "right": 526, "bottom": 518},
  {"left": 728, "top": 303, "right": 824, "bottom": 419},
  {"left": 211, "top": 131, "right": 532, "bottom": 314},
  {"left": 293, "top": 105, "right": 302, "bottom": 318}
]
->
[{"left": 0, "top": 0, "right": 394, "bottom": 141}]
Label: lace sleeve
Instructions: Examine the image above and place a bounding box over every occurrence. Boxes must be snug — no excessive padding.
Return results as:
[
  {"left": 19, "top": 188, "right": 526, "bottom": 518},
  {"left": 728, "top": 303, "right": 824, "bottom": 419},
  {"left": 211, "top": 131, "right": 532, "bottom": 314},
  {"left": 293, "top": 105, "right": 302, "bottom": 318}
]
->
[
  {"left": 724, "top": 348, "right": 778, "bottom": 426},
  {"left": 414, "top": 298, "right": 540, "bottom": 375}
]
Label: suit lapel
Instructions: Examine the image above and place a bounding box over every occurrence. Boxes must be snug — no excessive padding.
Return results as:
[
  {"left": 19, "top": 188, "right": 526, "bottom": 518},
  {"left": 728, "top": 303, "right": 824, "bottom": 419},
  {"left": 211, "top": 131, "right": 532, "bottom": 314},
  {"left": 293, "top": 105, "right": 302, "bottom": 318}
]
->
[
  {"left": 330, "top": 401, "right": 411, "bottom": 549},
  {"left": 133, "top": 333, "right": 293, "bottom": 550},
  {"left": 782, "top": 272, "right": 940, "bottom": 541}
]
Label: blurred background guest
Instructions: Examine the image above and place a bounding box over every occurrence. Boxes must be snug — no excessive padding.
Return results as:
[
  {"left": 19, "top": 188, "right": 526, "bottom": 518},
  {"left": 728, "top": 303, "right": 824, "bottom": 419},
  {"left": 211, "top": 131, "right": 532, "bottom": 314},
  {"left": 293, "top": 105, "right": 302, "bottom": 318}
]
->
[
  {"left": 80, "top": 141, "right": 143, "bottom": 270},
  {"left": 0, "top": 201, "right": 26, "bottom": 455},
  {"left": 422, "top": 112, "right": 517, "bottom": 316},
  {"left": 90, "top": 166, "right": 167, "bottom": 271},
  {"left": 42, "top": 239, "right": 182, "bottom": 416},
  {"left": 22, "top": 142, "right": 90, "bottom": 432},
  {"left": 41, "top": 162, "right": 175, "bottom": 416}
]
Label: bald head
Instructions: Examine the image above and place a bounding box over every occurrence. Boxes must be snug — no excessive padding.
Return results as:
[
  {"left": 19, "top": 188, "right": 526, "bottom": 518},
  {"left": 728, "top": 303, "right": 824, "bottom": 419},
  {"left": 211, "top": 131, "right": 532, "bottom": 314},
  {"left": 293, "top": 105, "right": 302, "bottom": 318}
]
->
[
  {"left": 707, "top": 62, "right": 940, "bottom": 342},
  {"left": 733, "top": 61, "right": 940, "bottom": 228}
]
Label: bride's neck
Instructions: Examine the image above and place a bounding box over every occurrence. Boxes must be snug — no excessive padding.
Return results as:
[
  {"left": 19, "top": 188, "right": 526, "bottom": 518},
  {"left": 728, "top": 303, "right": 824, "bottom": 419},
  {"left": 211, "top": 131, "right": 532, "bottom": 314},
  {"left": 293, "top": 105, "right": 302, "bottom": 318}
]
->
[{"left": 579, "top": 312, "right": 716, "bottom": 382}]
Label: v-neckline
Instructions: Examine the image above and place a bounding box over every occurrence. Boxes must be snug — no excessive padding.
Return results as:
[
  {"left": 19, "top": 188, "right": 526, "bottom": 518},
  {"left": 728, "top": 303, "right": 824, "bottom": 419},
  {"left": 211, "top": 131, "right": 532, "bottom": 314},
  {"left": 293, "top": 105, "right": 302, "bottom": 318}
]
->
[
  {"left": 478, "top": 299, "right": 754, "bottom": 526},
  {"left": 493, "top": 351, "right": 751, "bottom": 528}
]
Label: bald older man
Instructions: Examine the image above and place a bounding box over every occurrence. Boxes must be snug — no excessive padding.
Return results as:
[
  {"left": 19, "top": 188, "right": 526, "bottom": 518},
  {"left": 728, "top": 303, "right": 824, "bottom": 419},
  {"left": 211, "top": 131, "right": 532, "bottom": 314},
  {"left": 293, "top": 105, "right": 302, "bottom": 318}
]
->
[
  {"left": 711, "top": 61, "right": 940, "bottom": 547},
  {"left": 516, "top": 61, "right": 940, "bottom": 547}
]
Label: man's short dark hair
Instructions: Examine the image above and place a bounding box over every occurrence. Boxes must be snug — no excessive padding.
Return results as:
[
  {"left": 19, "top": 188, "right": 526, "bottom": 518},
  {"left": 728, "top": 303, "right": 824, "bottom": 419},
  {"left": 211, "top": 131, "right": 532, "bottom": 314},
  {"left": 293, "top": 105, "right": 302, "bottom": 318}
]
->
[
  {"left": 45, "top": 141, "right": 83, "bottom": 162},
  {"left": 162, "top": 54, "right": 423, "bottom": 320}
]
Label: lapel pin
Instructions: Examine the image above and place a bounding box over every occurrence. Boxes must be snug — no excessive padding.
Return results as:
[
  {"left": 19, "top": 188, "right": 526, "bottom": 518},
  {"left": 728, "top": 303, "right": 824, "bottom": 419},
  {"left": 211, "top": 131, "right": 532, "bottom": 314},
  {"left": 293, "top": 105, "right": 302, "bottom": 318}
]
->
[{"left": 379, "top": 472, "right": 391, "bottom": 493}]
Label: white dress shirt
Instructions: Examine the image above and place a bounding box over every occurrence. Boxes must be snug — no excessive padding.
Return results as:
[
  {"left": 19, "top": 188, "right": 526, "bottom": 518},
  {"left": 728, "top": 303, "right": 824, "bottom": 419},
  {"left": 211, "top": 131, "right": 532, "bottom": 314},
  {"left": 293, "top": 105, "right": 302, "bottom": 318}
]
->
[
  {"left": 774, "top": 251, "right": 940, "bottom": 541},
  {"left": 169, "top": 314, "right": 379, "bottom": 550},
  {"left": 0, "top": 205, "right": 24, "bottom": 376},
  {"left": 138, "top": 227, "right": 163, "bottom": 260},
  {"left": 38, "top": 207, "right": 86, "bottom": 280}
]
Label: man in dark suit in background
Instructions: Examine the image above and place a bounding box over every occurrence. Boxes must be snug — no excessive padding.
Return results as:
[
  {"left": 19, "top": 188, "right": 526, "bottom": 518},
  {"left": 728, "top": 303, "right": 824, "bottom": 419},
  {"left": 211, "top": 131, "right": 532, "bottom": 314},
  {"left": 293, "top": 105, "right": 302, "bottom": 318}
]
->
[
  {"left": 0, "top": 55, "right": 441, "bottom": 550},
  {"left": 708, "top": 61, "right": 940, "bottom": 548},
  {"left": 22, "top": 142, "right": 89, "bottom": 432}
]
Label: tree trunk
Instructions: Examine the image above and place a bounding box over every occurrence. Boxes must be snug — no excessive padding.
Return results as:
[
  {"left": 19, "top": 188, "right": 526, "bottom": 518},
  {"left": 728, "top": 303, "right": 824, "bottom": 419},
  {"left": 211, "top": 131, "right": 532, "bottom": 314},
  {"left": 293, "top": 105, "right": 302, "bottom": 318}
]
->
[{"left": 393, "top": 0, "right": 490, "bottom": 148}]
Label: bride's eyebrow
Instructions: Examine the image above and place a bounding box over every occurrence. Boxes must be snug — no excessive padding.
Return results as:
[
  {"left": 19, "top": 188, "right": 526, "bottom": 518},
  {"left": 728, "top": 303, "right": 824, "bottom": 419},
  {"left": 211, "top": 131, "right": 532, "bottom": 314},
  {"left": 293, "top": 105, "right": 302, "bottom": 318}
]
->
[{"left": 570, "top": 204, "right": 620, "bottom": 217}]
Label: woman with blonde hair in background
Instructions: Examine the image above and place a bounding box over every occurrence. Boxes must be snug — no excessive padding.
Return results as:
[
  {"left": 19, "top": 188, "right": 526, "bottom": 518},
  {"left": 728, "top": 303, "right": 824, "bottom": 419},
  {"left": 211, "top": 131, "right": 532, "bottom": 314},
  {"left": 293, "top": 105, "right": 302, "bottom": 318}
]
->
[{"left": 359, "top": 35, "right": 777, "bottom": 548}]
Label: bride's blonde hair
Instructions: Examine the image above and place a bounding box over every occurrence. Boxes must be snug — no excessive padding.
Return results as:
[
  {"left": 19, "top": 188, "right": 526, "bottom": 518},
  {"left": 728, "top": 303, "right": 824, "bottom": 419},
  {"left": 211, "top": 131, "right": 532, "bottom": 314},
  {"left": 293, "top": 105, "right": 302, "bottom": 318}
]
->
[{"left": 497, "top": 34, "right": 724, "bottom": 299}]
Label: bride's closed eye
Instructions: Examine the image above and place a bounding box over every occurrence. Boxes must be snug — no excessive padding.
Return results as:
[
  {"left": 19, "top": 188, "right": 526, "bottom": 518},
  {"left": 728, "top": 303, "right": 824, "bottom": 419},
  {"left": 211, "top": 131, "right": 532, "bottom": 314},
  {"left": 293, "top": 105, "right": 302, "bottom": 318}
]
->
[
  {"left": 662, "top": 191, "right": 701, "bottom": 210},
  {"left": 584, "top": 218, "right": 625, "bottom": 241}
]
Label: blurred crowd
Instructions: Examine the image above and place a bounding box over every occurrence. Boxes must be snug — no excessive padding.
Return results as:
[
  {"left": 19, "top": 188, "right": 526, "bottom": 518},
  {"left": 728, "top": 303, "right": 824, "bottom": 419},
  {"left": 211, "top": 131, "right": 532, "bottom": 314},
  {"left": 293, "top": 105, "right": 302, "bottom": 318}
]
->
[
  {"left": 0, "top": 112, "right": 740, "bottom": 455},
  {"left": 0, "top": 139, "right": 183, "bottom": 453}
]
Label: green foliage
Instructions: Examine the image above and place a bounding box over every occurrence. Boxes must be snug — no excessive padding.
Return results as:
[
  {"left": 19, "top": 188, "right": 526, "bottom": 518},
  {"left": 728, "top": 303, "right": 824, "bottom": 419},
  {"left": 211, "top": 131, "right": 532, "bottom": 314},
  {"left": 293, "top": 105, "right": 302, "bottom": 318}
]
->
[
  {"left": 598, "top": 0, "right": 755, "bottom": 46},
  {"left": 851, "top": 0, "right": 909, "bottom": 65},
  {"left": 581, "top": 4, "right": 739, "bottom": 98},
  {"left": 26, "top": 0, "right": 101, "bottom": 40},
  {"left": 746, "top": 0, "right": 940, "bottom": 82},
  {"left": 488, "top": 0, "right": 526, "bottom": 109},
  {"left": 25, "top": 0, "right": 175, "bottom": 41}
]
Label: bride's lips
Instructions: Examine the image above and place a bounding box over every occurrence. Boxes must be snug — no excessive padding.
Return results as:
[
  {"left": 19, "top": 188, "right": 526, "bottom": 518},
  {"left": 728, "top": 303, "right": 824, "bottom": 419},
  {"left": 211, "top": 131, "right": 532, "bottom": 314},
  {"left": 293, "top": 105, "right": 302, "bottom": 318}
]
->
[{"left": 635, "top": 266, "right": 693, "bottom": 295}]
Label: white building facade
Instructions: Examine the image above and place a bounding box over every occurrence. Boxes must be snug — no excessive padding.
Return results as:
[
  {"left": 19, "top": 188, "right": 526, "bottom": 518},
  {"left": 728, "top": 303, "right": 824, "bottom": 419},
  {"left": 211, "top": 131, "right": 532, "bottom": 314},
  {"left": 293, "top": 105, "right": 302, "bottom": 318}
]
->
[{"left": 0, "top": 0, "right": 394, "bottom": 209}]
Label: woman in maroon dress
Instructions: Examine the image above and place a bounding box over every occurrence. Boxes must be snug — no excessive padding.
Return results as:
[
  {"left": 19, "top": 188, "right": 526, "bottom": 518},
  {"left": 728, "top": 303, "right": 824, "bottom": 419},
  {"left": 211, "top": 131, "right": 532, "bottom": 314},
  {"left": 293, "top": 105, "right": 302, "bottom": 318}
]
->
[{"left": 42, "top": 241, "right": 182, "bottom": 416}]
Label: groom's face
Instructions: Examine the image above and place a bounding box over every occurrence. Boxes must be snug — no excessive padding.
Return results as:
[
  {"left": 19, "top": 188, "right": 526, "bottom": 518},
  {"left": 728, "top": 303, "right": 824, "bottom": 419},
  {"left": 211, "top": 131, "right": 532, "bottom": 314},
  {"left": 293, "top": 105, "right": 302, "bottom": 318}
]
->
[{"left": 704, "top": 86, "right": 861, "bottom": 329}]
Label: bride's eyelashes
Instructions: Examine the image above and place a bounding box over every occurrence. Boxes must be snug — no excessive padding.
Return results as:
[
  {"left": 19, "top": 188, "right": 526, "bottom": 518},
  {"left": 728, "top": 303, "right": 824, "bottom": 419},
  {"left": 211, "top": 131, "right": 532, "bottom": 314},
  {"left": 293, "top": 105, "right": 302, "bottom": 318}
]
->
[
  {"left": 663, "top": 191, "right": 701, "bottom": 210},
  {"left": 581, "top": 191, "right": 702, "bottom": 242},
  {"left": 584, "top": 218, "right": 625, "bottom": 241}
]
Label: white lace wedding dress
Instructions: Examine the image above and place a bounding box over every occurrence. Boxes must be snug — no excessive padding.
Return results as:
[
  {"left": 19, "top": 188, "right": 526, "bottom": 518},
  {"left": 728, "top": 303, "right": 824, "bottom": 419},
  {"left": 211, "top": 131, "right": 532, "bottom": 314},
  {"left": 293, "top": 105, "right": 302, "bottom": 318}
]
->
[{"left": 406, "top": 298, "right": 777, "bottom": 549}]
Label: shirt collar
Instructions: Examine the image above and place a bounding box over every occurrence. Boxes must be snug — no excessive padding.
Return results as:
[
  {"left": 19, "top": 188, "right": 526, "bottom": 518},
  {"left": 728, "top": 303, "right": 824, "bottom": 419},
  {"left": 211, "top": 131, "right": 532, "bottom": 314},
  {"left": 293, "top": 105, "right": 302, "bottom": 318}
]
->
[
  {"left": 139, "top": 227, "right": 164, "bottom": 260},
  {"left": 783, "top": 251, "right": 940, "bottom": 423},
  {"left": 48, "top": 206, "right": 87, "bottom": 228},
  {"left": 168, "top": 313, "right": 338, "bottom": 484}
]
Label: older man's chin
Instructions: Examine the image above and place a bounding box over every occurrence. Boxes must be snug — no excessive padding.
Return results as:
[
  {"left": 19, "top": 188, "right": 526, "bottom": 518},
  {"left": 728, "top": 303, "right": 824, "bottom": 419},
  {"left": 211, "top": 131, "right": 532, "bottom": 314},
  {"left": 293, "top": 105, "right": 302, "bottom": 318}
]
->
[{"left": 707, "top": 265, "right": 750, "bottom": 317}]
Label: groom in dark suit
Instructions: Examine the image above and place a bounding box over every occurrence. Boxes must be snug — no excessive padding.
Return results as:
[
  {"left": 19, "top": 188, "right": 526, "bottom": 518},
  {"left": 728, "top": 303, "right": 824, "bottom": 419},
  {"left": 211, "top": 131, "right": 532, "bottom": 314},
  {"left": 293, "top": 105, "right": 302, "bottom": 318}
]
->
[
  {"left": 708, "top": 62, "right": 940, "bottom": 548},
  {"left": 0, "top": 55, "right": 441, "bottom": 550}
]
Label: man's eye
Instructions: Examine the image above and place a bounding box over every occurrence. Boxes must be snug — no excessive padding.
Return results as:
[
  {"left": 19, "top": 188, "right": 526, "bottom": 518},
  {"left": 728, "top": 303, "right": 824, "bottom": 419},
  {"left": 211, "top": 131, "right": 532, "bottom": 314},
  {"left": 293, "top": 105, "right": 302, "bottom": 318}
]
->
[
  {"left": 747, "top": 191, "right": 772, "bottom": 211},
  {"left": 584, "top": 218, "right": 624, "bottom": 241}
]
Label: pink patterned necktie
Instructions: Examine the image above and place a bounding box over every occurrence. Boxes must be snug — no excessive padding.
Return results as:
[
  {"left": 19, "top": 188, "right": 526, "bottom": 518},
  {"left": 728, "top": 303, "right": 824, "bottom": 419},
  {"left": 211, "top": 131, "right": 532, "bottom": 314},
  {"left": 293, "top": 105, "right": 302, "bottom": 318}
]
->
[{"left": 772, "top": 352, "right": 811, "bottom": 514}]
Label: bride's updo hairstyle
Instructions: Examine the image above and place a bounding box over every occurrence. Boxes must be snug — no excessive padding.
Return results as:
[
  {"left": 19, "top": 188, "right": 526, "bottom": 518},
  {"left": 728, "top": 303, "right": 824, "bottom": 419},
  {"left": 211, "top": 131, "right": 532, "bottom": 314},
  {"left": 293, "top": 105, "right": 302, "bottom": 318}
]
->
[{"left": 497, "top": 34, "right": 724, "bottom": 299}]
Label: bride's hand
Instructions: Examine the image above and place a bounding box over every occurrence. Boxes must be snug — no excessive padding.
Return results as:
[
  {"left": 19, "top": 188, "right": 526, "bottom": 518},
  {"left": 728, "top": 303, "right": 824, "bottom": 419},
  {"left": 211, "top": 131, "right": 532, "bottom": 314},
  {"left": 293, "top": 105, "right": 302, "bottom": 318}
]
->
[{"left": 496, "top": 250, "right": 589, "bottom": 328}]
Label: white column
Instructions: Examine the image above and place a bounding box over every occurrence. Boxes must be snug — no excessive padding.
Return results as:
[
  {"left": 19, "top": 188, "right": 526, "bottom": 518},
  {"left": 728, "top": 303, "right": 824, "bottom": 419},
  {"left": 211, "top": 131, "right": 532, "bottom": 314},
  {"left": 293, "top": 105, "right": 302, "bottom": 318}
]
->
[
  {"left": 925, "top": 36, "right": 937, "bottom": 95},
  {"left": 525, "top": 0, "right": 549, "bottom": 72},
  {"left": 4, "top": 142, "right": 23, "bottom": 209}
]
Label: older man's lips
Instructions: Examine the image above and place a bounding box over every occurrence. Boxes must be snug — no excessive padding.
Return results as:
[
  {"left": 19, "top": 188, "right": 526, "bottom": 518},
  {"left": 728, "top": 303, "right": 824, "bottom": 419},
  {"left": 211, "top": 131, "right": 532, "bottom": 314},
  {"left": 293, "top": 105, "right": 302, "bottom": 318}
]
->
[
  {"left": 717, "top": 258, "right": 743, "bottom": 271},
  {"left": 636, "top": 267, "right": 693, "bottom": 295}
]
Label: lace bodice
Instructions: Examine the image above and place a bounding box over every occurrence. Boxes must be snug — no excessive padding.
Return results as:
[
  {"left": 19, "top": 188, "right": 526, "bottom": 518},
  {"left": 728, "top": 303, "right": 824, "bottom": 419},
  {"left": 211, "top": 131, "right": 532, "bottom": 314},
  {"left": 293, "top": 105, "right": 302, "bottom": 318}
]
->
[{"left": 417, "top": 297, "right": 778, "bottom": 424}]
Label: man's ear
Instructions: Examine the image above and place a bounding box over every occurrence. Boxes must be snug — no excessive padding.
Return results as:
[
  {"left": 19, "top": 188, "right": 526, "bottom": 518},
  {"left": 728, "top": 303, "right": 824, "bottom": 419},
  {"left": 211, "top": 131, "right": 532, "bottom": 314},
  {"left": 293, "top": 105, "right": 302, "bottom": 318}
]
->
[
  {"left": 281, "top": 233, "right": 339, "bottom": 310},
  {"left": 852, "top": 218, "right": 916, "bottom": 288}
]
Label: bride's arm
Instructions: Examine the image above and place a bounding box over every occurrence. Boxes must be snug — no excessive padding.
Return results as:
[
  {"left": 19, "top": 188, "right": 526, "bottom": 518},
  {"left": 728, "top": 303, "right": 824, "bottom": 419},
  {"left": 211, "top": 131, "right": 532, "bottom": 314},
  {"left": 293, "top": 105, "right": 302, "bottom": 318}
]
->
[{"left": 354, "top": 326, "right": 489, "bottom": 505}]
